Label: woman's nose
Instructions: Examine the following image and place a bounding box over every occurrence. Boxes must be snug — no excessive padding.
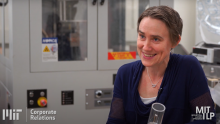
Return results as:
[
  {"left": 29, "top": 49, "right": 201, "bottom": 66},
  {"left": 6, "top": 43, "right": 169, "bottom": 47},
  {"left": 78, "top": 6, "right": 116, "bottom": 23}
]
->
[{"left": 143, "top": 39, "right": 152, "bottom": 51}]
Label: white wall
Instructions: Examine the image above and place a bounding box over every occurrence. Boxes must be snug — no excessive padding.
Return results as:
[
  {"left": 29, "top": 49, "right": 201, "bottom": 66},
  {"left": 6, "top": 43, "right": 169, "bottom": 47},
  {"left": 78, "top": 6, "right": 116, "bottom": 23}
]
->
[{"left": 174, "top": 0, "right": 196, "bottom": 54}]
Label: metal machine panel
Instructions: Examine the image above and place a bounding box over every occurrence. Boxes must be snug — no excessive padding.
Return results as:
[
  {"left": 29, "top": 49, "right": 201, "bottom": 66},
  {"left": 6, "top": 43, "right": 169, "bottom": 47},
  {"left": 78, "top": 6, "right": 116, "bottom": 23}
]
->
[
  {"left": 98, "top": 0, "right": 149, "bottom": 70},
  {"left": 86, "top": 88, "right": 113, "bottom": 109},
  {"left": 30, "top": 0, "right": 97, "bottom": 72},
  {"left": 27, "top": 89, "right": 47, "bottom": 108},
  {"left": 9, "top": 1, "right": 116, "bottom": 124}
]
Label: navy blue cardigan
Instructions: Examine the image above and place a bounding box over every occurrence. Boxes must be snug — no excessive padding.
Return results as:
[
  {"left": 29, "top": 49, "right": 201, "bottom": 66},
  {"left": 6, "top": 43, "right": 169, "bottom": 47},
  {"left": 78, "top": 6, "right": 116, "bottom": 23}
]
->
[{"left": 107, "top": 54, "right": 216, "bottom": 124}]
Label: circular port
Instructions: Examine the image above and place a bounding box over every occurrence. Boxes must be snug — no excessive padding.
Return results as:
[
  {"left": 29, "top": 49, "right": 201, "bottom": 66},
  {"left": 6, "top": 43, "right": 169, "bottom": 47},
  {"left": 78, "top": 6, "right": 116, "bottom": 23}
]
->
[{"left": 95, "top": 90, "right": 102, "bottom": 98}]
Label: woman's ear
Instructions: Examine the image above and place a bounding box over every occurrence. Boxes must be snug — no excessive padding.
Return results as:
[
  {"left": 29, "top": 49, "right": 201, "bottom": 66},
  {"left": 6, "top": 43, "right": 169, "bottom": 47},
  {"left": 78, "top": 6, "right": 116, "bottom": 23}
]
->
[{"left": 172, "top": 35, "right": 181, "bottom": 49}]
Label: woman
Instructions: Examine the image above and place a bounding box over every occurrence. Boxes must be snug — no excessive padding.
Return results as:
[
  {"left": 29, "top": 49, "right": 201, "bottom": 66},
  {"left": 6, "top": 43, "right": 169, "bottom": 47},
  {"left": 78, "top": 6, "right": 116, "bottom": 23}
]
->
[{"left": 106, "top": 6, "right": 216, "bottom": 124}]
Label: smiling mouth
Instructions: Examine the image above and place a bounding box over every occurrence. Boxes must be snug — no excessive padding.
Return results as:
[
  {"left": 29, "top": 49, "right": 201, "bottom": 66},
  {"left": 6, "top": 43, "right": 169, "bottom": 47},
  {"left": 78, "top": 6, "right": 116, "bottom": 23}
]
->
[{"left": 143, "top": 53, "right": 156, "bottom": 57}]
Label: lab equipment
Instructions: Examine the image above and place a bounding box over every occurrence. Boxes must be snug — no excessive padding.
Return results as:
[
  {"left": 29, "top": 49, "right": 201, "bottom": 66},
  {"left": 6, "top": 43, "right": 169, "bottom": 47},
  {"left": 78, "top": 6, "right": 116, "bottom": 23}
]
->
[
  {"left": 196, "top": 0, "right": 220, "bottom": 122},
  {"left": 148, "top": 103, "right": 166, "bottom": 124}
]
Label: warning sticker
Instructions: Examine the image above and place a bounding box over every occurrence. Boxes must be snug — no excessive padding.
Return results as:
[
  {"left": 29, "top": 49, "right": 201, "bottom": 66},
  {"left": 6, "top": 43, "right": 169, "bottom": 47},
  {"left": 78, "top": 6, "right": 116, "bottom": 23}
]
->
[
  {"left": 42, "top": 38, "right": 58, "bottom": 62},
  {"left": 108, "top": 51, "right": 136, "bottom": 60},
  {"left": 43, "top": 46, "right": 50, "bottom": 52}
]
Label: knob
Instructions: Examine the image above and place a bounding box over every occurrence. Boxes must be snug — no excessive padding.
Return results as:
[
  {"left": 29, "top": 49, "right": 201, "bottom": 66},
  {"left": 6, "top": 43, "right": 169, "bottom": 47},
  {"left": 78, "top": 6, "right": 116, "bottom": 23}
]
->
[
  {"left": 29, "top": 100, "right": 34, "bottom": 105},
  {"left": 95, "top": 90, "right": 102, "bottom": 98},
  {"left": 29, "top": 92, "right": 34, "bottom": 97},
  {"left": 40, "top": 91, "right": 45, "bottom": 97},
  {"left": 37, "top": 97, "right": 47, "bottom": 107},
  {"left": 97, "top": 100, "right": 101, "bottom": 105}
]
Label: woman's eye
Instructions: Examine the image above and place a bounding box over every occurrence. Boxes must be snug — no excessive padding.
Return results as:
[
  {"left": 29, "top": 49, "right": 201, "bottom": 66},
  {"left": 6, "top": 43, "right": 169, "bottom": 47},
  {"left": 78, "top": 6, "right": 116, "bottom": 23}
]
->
[
  {"left": 154, "top": 38, "right": 159, "bottom": 41},
  {"left": 140, "top": 35, "right": 145, "bottom": 39}
]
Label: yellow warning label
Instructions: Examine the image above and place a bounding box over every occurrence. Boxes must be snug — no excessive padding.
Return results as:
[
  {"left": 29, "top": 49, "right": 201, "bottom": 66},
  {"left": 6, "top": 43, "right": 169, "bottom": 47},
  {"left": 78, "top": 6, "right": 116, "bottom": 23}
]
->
[
  {"left": 108, "top": 52, "right": 136, "bottom": 60},
  {"left": 43, "top": 46, "right": 50, "bottom": 52}
]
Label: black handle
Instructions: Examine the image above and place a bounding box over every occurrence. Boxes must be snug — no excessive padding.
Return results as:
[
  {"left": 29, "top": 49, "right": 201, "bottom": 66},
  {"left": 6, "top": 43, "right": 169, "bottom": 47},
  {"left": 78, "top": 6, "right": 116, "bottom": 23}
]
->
[
  {"left": 100, "top": 0, "right": 105, "bottom": 5},
  {"left": 92, "top": 0, "right": 97, "bottom": 5},
  {"left": 0, "top": 0, "right": 8, "bottom": 6}
]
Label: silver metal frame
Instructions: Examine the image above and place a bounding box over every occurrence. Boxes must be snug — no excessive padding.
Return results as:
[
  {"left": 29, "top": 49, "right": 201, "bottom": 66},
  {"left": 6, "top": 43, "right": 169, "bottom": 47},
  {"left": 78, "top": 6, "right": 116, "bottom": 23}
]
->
[
  {"left": 30, "top": 0, "right": 97, "bottom": 72},
  {"left": 98, "top": 0, "right": 141, "bottom": 70}
]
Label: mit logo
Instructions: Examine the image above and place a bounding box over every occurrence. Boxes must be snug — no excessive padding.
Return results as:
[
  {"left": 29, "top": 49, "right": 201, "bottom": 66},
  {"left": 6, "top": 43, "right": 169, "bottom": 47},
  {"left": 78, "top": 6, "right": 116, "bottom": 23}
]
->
[{"left": 2, "top": 109, "right": 22, "bottom": 120}]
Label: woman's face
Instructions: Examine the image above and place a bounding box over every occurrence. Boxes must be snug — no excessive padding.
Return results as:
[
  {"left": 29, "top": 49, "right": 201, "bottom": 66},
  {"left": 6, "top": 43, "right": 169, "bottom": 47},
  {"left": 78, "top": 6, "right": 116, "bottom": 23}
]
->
[{"left": 137, "top": 17, "right": 176, "bottom": 68}]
